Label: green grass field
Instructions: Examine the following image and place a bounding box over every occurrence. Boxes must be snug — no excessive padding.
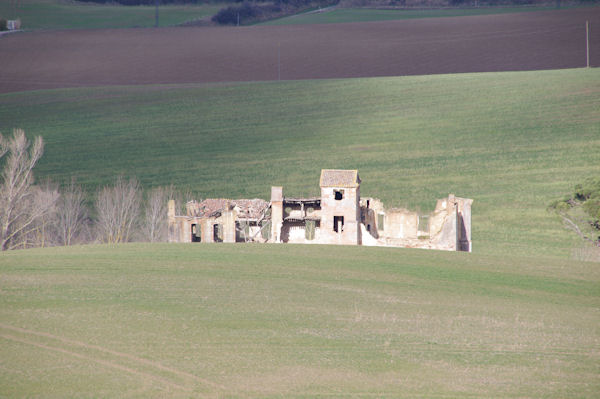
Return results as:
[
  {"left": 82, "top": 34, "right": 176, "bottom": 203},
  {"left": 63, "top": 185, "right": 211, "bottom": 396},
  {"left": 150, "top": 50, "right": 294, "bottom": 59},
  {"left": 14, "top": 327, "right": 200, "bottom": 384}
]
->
[
  {"left": 1, "top": 68, "right": 599, "bottom": 258},
  {"left": 261, "top": 5, "right": 571, "bottom": 26},
  {"left": 0, "top": 0, "right": 221, "bottom": 30},
  {"left": 0, "top": 243, "right": 598, "bottom": 397}
]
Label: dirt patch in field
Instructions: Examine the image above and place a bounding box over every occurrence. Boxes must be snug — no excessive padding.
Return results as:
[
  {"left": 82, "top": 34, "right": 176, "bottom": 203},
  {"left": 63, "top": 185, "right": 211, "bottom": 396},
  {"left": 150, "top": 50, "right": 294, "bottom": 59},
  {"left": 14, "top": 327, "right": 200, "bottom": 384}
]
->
[{"left": 0, "top": 8, "right": 598, "bottom": 93}]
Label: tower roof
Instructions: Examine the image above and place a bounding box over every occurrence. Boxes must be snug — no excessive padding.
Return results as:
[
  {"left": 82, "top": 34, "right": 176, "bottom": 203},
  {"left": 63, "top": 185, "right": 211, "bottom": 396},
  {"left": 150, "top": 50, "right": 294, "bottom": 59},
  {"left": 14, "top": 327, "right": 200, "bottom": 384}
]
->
[{"left": 319, "top": 169, "right": 361, "bottom": 188}]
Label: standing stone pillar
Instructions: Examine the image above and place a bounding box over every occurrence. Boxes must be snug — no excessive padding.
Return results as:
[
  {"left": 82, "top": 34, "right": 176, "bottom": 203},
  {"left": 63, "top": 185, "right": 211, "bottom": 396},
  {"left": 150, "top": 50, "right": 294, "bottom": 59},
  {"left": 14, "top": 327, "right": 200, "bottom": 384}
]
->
[
  {"left": 167, "top": 200, "right": 177, "bottom": 242},
  {"left": 222, "top": 202, "right": 236, "bottom": 243},
  {"left": 270, "top": 186, "right": 283, "bottom": 243}
]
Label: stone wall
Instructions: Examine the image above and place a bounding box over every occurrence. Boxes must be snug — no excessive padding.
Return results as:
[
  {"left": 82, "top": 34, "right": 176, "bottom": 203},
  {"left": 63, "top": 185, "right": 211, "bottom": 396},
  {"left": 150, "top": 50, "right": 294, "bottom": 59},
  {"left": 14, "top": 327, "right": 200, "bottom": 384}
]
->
[{"left": 385, "top": 208, "right": 419, "bottom": 240}]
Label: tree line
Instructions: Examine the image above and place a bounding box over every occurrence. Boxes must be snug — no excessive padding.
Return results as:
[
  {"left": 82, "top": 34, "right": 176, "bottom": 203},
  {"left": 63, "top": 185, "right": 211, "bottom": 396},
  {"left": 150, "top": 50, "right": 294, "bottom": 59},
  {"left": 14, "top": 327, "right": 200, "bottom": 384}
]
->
[
  {"left": 212, "top": 0, "right": 337, "bottom": 25},
  {"left": 74, "top": 0, "right": 331, "bottom": 5},
  {"left": 71, "top": 0, "right": 600, "bottom": 26},
  {"left": 75, "top": 0, "right": 216, "bottom": 5},
  {"left": 72, "top": 0, "right": 599, "bottom": 6},
  {"left": 0, "top": 129, "right": 186, "bottom": 250}
]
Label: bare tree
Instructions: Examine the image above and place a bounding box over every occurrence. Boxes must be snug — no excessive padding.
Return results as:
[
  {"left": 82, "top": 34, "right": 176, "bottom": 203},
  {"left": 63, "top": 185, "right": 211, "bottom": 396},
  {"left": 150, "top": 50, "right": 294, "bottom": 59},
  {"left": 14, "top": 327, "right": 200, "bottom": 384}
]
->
[
  {"left": 0, "top": 134, "right": 7, "bottom": 159},
  {"left": 142, "top": 186, "right": 171, "bottom": 242},
  {"left": 30, "top": 179, "right": 60, "bottom": 248},
  {"left": 95, "top": 176, "right": 141, "bottom": 243},
  {"left": 0, "top": 129, "right": 57, "bottom": 250},
  {"left": 55, "top": 179, "right": 89, "bottom": 246}
]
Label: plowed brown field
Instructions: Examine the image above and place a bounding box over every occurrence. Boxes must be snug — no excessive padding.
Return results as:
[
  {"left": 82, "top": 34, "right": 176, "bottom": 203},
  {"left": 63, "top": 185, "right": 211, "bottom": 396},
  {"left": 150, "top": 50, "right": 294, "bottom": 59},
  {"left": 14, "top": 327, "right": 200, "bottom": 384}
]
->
[{"left": 0, "top": 7, "right": 598, "bottom": 93}]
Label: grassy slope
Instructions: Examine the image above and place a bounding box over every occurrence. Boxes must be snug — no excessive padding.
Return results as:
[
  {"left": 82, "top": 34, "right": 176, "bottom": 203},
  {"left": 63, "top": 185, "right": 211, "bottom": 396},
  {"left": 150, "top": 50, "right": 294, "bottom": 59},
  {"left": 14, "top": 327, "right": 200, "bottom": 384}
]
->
[
  {"left": 0, "top": 0, "right": 221, "bottom": 29},
  {"left": 260, "top": 5, "right": 570, "bottom": 25},
  {"left": 1, "top": 69, "right": 599, "bottom": 257},
  {"left": 0, "top": 243, "right": 598, "bottom": 398}
]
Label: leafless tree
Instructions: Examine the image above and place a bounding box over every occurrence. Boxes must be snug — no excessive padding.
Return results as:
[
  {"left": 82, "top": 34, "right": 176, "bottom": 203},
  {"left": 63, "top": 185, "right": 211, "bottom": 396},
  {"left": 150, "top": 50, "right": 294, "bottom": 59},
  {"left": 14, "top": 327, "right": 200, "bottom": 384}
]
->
[
  {"left": 142, "top": 186, "right": 172, "bottom": 242},
  {"left": 0, "top": 129, "right": 58, "bottom": 251},
  {"left": 0, "top": 134, "right": 7, "bottom": 159},
  {"left": 55, "top": 179, "right": 89, "bottom": 246},
  {"left": 29, "top": 179, "right": 60, "bottom": 248},
  {"left": 95, "top": 176, "right": 141, "bottom": 243}
]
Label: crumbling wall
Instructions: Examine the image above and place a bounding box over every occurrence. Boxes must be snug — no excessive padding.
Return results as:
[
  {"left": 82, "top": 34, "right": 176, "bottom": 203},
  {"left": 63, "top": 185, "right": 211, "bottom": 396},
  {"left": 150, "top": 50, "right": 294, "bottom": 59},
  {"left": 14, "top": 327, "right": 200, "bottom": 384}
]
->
[
  {"left": 385, "top": 208, "right": 419, "bottom": 240},
  {"left": 358, "top": 194, "right": 472, "bottom": 252},
  {"left": 360, "top": 197, "right": 384, "bottom": 239},
  {"left": 281, "top": 221, "right": 304, "bottom": 243},
  {"left": 456, "top": 197, "right": 473, "bottom": 252},
  {"left": 167, "top": 170, "right": 472, "bottom": 251},
  {"left": 360, "top": 224, "right": 380, "bottom": 246},
  {"left": 280, "top": 220, "right": 321, "bottom": 244},
  {"left": 427, "top": 194, "right": 473, "bottom": 252},
  {"left": 167, "top": 200, "right": 190, "bottom": 243}
]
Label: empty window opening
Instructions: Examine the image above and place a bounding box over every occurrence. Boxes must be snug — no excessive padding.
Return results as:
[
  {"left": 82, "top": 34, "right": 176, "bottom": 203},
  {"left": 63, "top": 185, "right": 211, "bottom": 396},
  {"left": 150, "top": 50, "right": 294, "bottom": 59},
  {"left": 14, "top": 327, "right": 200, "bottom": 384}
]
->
[
  {"left": 261, "top": 220, "right": 271, "bottom": 240},
  {"left": 213, "top": 224, "right": 223, "bottom": 242},
  {"left": 305, "top": 220, "right": 316, "bottom": 240},
  {"left": 366, "top": 200, "right": 370, "bottom": 208},
  {"left": 334, "top": 190, "right": 344, "bottom": 201},
  {"left": 191, "top": 224, "right": 201, "bottom": 242},
  {"left": 377, "top": 213, "right": 385, "bottom": 231},
  {"left": 366, "top": 224, "right": 371, "bottom": 232},
  {"left": 418, "top": 215, "right": 430, "bottom": 233},
  {"left": 333, "top": 216, "right": 344, "bottom": 233},
  {"left": 235, "top": 221, "right": 250, "bottom": 242}
]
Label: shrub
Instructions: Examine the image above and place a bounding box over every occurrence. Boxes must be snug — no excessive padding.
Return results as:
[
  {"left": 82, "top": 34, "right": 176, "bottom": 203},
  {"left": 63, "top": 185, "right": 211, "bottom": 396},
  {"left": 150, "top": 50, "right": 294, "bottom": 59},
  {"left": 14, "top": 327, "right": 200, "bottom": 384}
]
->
[
  {"left": 550, "top": 178, "right": 600, "bottom": 249},
  {"left": 212, "top": 4, "right": 248, "bottom": 25},
  {"left": 211, "top": 0, "right": 338, "bottom": 25},
  {"left": 212, "top": 2, "right": 282, "bottom": 25}
]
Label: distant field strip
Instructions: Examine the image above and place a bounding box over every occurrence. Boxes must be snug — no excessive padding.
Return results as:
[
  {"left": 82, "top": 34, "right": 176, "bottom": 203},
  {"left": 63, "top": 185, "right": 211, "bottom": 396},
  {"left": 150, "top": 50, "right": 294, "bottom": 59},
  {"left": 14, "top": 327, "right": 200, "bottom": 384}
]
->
[
  {"left": 0, "top": 7, "right": 597, "bottom": 93},
  {"left": 262, "top": 5, "right": 580, "bottom": 25},
  {"left": 0, "top": 322, "right": 223, "bottom": 393},
  {"left": 0, "top": 0, "right": 221, "bottom": 30}
]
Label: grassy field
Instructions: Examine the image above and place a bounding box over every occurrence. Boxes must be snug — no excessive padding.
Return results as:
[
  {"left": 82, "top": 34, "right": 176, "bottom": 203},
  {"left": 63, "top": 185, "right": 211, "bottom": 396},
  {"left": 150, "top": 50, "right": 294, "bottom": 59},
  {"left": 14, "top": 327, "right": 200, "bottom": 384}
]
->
[
  {"left": 0, "top": 0, "right": 221, "bottom": 29},
  {"left": 1, "top": 68, "right": 599, "bottom": 258},
  {"left": 261, "top": 5, "right": 573, "bottom": 25},
  {"left": 0, "top": 243, "right": 598, "bottom": 397}
]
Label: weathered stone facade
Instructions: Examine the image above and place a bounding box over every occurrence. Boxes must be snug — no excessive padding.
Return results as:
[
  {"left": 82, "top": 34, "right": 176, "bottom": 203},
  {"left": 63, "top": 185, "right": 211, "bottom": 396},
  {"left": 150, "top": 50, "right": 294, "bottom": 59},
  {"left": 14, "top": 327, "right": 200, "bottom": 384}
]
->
[
  {"left": 319, "top": 169, "right": 361, "bottom": 246},
  {"left": 168, "top": 198, "right": 269, "bottom": 244},
  {"left": 168, "top": 169, "right": 473, "bottom": 252}
]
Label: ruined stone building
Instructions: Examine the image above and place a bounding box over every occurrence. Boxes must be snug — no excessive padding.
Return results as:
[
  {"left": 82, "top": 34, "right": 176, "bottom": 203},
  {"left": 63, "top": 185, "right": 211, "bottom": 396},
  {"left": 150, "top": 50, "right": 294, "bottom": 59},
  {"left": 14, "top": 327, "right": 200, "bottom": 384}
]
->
[{"left": 168, "top": 169, "right": 473, "bottom": 252}]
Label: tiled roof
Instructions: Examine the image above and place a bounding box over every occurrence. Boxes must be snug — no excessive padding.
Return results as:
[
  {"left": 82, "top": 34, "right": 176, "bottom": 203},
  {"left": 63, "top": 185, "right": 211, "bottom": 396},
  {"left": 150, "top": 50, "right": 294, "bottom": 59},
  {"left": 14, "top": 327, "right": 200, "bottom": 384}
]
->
[
  {"left": 232, "top": 199, "right": 270, "bottom": 220},
  {"left": 186, "top": 198, "right": 269, "bottom": 219},
  {"left": 319, "top": 169, "right": 360, "bottom": 188}
]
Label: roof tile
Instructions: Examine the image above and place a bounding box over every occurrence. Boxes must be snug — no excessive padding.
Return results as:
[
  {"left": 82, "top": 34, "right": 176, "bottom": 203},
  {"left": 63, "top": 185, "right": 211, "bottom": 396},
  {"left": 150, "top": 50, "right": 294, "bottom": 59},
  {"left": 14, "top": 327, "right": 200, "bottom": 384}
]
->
[{"left": 319, "top": 169, "right": 360, "bottom": 188}]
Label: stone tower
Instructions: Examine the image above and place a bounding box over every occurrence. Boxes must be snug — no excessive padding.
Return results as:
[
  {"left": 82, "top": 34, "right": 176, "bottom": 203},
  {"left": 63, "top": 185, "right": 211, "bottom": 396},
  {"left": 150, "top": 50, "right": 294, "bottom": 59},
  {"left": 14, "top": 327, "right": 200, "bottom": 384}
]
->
[{"left": 319, "top": 169, "right": 361, "bottom": 245}]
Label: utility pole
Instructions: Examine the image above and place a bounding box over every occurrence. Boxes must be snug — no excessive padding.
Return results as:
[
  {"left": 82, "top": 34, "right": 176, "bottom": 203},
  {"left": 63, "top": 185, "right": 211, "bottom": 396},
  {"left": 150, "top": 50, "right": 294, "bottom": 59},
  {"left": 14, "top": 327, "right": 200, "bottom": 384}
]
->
[
  {"left": 278, "top": 43, "right": 281, "bottom": 81},
  {"left": 586, "top": 21, "right": 590, "bottom": 68}
]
